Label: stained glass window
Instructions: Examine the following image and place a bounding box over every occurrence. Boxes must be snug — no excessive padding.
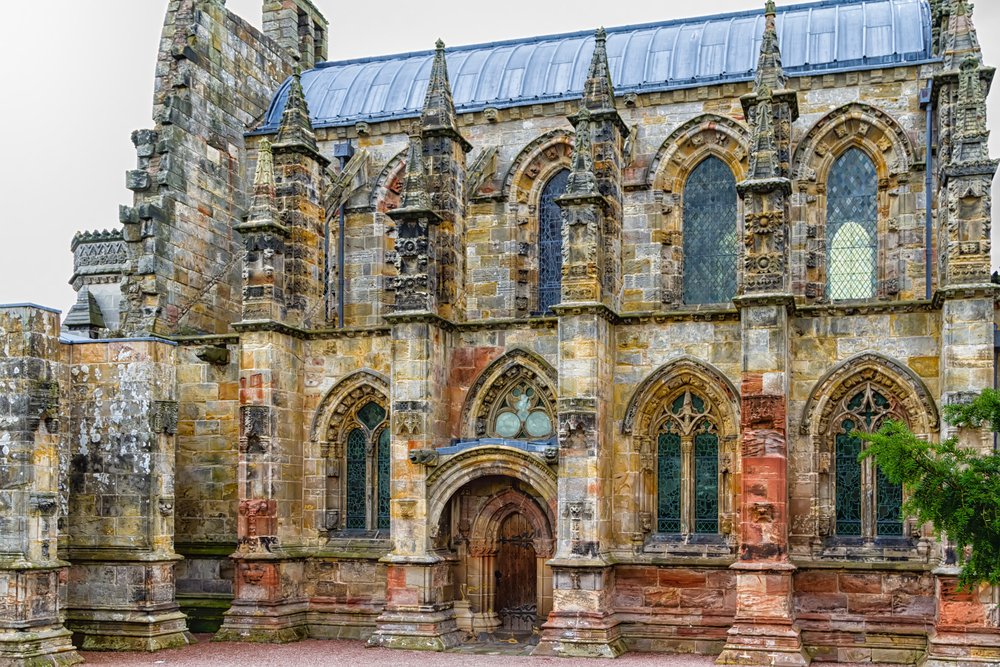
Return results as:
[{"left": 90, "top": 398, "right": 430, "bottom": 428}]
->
[
  {"left": 376, "top": 428, "right": 391, "bottom": 530},
  {"left": 827, "top": 149, "right": 877, "bottom": 301},
  {"left": 341, "top": 401, "right": 390, "bottom": 533},
  {"left": 835, "top": 421, "right": 863, "bottom": 536},
  {"left": 491, "top": 382, "right": 554, "bottom": 439},
  {"left": 694, "top": 428, "right": 719, "bottom": 534},
  {"left": 657, "top": 430, "right": 682, "bottom": 533},
  {"left": 345, "top": 428, "right": 367, "bottom": 530},
  {"left": 539, "top": 169, "right": 569, "bottom": 314},
  {"left": 683, "top": 157, "right": 738, "bottom": 305},
  {"left": 656, "top": 390, "right": 721, "bottom": 536},
  {"left": 833, "top": 387, "right": 905, "bottom": 538}
]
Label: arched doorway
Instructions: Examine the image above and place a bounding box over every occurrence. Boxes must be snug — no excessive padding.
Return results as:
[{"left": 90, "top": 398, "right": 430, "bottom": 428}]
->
[{"left": 433, "top": 475, "right": 554, "bottom": 641}]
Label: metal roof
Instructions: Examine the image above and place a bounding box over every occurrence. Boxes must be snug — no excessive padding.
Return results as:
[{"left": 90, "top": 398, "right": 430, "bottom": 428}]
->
[{"left": 256, "top": 0, "right": 933, "bottom": 133}]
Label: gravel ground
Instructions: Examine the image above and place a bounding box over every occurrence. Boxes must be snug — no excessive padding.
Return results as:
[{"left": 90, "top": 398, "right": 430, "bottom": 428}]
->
[{"left": 81, "top": 635, "right": 720, "bottom": 666}]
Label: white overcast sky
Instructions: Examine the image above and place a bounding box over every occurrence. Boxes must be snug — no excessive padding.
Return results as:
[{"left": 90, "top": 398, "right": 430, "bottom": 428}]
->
[{"left": 1, "top": 0, "right": 998, "bottom": 312}]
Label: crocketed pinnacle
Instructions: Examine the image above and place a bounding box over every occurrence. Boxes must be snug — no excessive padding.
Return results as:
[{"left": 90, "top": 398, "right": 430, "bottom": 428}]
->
[
  {"left": 246, "top": 139, "right": 279, "bottom": 226},
  {"left": 397, "top": 129, "right": 432, "bottom": 212},
  {"left": 563, "top": 109, "right": 601, "bottom": 197},
  {"left": 583, "top": 28, "right": 616, "bottom": 112},
  {"left": 421, "top": 39, "right": 463, "bottom": 138},
  {"left": 754, "top": 0, "right": 787, "bottom": 94},
  {"left": 941, "top": 0, "right": 983, "bottom": 69},
  {"left": 276, "top": 64, "right": 319, "bottom": 153},
  {"left": 950, "top": 56, "right": 992, "bottom": 166},
  {"left": 747, "top": 93, "right": 782, "bottom": 180}
]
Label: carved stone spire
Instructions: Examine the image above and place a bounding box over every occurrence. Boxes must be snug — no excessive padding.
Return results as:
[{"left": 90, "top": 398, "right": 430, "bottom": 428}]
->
[
  {"left": 746, "top": 90, "right": 782, "bottom": 182},
  {"left": 420, "top": 39, "right": 469, "bottom": 149},
  {"left": 755, "top": 0, "right": 788, "bottom": 94},
  {"left": 396, "top": 128, "right": 434, "bottom": 214},
  {"left": 583, "top": 28, "right": 616, "bottom": 113},
  {"left": 244, "top": 139, "right": 282, "bottom": 229},
  {"left": 564, "top": 109, "right": 601, "bottom": 198},
  {"left": 941, "top": 0, "right": 982, "bottom": 69},
  {"left": 950, "top": 56, "right": 994, "bottom": 167},
  {"left": 275, "top": 63, "right": 319, "bottom": 154}
]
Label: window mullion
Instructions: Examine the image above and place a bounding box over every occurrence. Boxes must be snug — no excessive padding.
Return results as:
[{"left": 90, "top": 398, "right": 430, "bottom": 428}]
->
[{"left": 681, "top": 436, "right": 694, "bottom": 536}]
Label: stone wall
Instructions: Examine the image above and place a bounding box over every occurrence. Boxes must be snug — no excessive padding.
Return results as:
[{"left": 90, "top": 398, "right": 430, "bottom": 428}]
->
[{"left": 117, "top": 0, "right": 295, "bottom": 336}]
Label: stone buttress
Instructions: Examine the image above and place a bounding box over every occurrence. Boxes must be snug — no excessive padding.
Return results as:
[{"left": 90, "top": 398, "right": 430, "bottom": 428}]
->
[
  {"left": 717, "top": 2, "right": 809, "bottom": 664},
  {"left": 366, "top": 39, "right": 471, "bottom": 651},
  {"left": 925, "top": 1, "right": 1000, "bottom": 665},
  {"left": 0, "top": 306, "right": 80, "bottom": 666},
  {"left": 216, "top": 64, "right": 328, "bottom": 643},
  {"left": 533, "top": 28, "right": 628, "bottom": 659}
]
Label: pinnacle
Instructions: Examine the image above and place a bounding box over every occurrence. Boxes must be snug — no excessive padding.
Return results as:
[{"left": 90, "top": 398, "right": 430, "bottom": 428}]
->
[
  {"left": 420, "top": 38, "right": 467, "bottom": 146},
  {"left": 275, "top": 64, "right": 320, "bottom": 153},
  {"left": 244, "top": 139, "right": 280, "bottom": 228},
  {"left": 396, "top": 131, "right": 432, "bottom": 213},
  {"left": 941, "top": 0, "right": 982, "bottom": 68},
  {"left": 583, "top": 26, "right": 616, "bottom": 112},
  {"left": 563, "top": 108, "right": 601, "bottom": 198},
  {"left": 754, "top": 0, "right": 787, "bottom": 94}
]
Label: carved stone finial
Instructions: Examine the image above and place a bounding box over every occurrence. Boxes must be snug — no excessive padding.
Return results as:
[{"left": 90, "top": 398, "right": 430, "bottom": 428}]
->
[
  {"left": 275, "top": 65, "right": 319, "bottom": 153},
  {"left": 420, "top": 38, "right": 470, "bottom": 150},
  {"left": 754, "top": 0, "right": 787, "bottom": 93},
  {"left": 396, "top": 132, "right": 433, "bottom": 213},
  {"left": 242, "top": 139, "right": 280, "bottom": 228},
  {"left": 765, "top": 0, "right": 776, "bottom": 15},
  {"left": 583, "top": 27, "right": 616, "bottom": 112},
  {"left": 941, "top": 0, "right": 982, "bottom": 68}
]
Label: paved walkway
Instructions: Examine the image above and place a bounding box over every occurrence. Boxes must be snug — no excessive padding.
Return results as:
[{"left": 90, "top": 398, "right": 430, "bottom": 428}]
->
[{"left": 81, "top": 635, "right": 720, "bottom": 666}]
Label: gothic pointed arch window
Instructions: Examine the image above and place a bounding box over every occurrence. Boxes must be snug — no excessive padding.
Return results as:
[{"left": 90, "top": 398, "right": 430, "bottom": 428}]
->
[
  {"left": 683, "top": 157, "right": 738, "bottom": 305},
  {"left": 341, "top": 400, "right": 391, "bottom": 531},
  {"left": 538, "top": 169, "right": 570, "bottom": 314},
  {"left": 486, "top": 375, "right": 556, "bottom": 441},
  {"left": 657, "top": 390, "right": 720, "bottom": 535},
  {"left": 831, "top": 385, "right": 903, "bottom": 538},
  {"left": 826, "top": 148, "right": 878, "bottom": 301}
]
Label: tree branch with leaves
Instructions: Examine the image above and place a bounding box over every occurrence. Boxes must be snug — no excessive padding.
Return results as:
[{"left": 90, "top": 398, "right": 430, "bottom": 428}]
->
[{"left": 859, "top": 389, "right": 1000, "bottom": 589}]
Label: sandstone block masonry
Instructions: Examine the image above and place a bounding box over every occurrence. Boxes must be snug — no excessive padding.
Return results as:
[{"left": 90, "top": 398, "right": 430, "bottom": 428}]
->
[{"left": 2, "top": 1, "right": 1000, "bottom": 666}]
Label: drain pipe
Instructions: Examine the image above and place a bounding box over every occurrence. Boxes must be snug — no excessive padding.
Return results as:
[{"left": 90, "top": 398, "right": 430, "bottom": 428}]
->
[
  {"left": 920, "top": 83, "right": 934, "bottom": 300},
  {"left": 333, "top": 141, "right": 355, "bottom": 328}
]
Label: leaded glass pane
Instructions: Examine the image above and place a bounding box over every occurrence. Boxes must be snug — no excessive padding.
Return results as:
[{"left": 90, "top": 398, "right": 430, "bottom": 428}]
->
[
  {"left": 876, "top": 465, "right": 903, "bottom": 536},
  {"left": 657, "top": 431, "right": 682, "bottom": 532},
  {"left": 694, "top": 430, "right": 719, "bottom": 533},
  {"left": 827, "top": 148, "right": 877, "bottom": 301},
  {"left": 683, "top": 157, "right": 738, "bottom": 305},
  {"left": 835, "top": 421, "right": 862, "bottom": 536},
  {"left": 346, "top": 428, "right": 367, "bottom": 530},
  {"left": 376, "top": 428, "right": 391, "bottom": 531},
  {"left": 357, "top": 401, "right": 386, "bottom": 431},
  {"left": 539, "top": 169, "right": 569, "bottom": 314}
]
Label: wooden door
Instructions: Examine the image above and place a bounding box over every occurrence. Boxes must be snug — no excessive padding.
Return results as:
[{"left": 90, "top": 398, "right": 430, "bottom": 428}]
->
[{"left": 494, "top": 512, "right": 537, "bottom": 634}]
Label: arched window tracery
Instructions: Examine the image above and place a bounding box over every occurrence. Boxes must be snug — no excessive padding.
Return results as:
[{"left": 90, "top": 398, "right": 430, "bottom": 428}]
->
[
  {"left": 682, "top": 157, "right": 738, "bottom": 305},
  {"left": 826, "top": 148, "right": 878, "bottom": 301},
  {"left": 339, "top": 399, "right": 391, "bottom": 532},
  {"left": 656, "top": 390, "right": 720, "bottom": 535},
  {"left": 831, "top": 384, "right": 904, "bottom": 538},
  {"left": 538, "top": 169, "right": 569, "bottom": 314}
]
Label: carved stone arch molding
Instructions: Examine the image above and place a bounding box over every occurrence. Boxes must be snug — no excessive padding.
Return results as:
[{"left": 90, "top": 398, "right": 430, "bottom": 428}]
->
[
  {"left": 468, "top": 487, "right": 556, "bottom": 559},
  {"left": 622, "top": 356, "right": 741, "bottom": 541},
  {"left": 310, "top": 369, "right": 391, "bottom": 445},
  {"left": 426, "top": 445, "right": 559, "bottom": 535},
  {"left": 801, "top": 352, "right": 939, "bottom": 438},
  {"left": 791, "top": 103, "right": 918, "bottom": 301},
  {"left": 460, "top": 348, "right": 558, "bottom": 440},
  {"left": 647, "top": 114, "right": 751, "bottom": 308},
  {"left": 501, "top": 129, "right": 574, "bottom": 316},
  {"left": 369, "top": 147, "right": 409, "bottom": 213},
  {"left": 800, "top": 352, "right": 938, "bottom": 543},
  {"left": 623, "top": 356, "right": 741, "bottom": 437}
]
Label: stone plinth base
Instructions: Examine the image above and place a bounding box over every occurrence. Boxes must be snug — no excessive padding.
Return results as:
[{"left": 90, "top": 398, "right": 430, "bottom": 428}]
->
[
  {"left": 366, "top": 606, "right": 463, "bottom": 651},
  {"left": 716, "top": 564, "right": 808, "bottom": 666},
  {"left": 65, "top": 557, "right": 192, "bottom": 652},
  {"left": 0, "top": 626, "right": 82, "bottom": 667},
  {"left": 921, "top": 629, "right": 1000, "bottom": 666},
  {"left": 716, "top": 621, "right": 809, "bottom": 666},
  {"left": 0, "top": 566, "right": 81, "bottom": 666},
  {"left": 533, "top": 611, "right": 627, "bottom": 658},
  {"left": 214, "top": 600, "right": 309, "bottom": 643}
]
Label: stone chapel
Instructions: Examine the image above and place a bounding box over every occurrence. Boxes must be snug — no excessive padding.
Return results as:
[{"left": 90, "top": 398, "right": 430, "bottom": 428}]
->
[{"left": 1, "top": 0, "right": 999, "bottom": 665}]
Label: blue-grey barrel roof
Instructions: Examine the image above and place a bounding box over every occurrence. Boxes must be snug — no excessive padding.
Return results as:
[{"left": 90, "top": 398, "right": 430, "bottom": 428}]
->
[{"left": 255, "top": 0, "right": 933, "bottom": 134}]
